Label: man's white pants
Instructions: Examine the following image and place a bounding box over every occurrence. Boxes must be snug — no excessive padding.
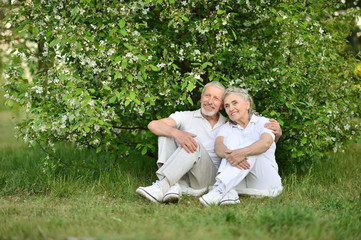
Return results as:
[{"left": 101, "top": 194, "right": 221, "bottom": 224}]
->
[
  {"left": 156, "top": 137, "right": 217, "bottom": 190},
  {"left": 216, "top": 154, "right": 283, "bottom": 197}
]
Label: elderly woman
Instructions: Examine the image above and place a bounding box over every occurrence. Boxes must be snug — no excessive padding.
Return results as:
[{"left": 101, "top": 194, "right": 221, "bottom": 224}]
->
[{"left": 199, "top": 86, "right": 283, "bottom": 206}]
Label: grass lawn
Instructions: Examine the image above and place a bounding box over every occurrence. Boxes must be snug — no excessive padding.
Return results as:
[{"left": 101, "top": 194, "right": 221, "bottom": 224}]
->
[{"left": 0, "top": 110, "right": 360, "bottom": 240}]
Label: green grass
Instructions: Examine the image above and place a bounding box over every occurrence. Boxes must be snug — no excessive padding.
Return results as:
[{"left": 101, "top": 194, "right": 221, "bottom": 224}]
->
[{"left": 0, "top": 110, "right": 360, "bottom": 240}]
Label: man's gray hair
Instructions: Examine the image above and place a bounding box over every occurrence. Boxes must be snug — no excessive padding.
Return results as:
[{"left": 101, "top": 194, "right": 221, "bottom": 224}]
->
[
  {"left": 224, "top": 86, "right": 256, "bottom": 116},
  {"left": 201, "top": 81, "right": 225, "bottom": 96}
]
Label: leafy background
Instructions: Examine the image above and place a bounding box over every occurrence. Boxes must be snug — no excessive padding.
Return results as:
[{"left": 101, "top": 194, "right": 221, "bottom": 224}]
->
[{"left": 1, "top": 0, "right": 361, "bottom": 170}]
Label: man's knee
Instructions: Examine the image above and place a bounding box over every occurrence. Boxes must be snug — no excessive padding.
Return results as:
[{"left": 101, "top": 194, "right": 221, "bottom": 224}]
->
[
  {"left": 157, "top": 136, "right": 179, "bottom": 168},
  {"left": 158, "top": 136, "right": 177, "bottom": 148}
]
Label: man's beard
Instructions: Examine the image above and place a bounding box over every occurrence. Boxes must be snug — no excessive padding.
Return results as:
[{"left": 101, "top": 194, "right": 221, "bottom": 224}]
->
[{"left": 201, "top": 103, "right": 218, "bottom": 117}]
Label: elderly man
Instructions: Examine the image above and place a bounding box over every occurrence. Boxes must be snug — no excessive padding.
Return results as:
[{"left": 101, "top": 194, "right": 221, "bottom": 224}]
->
[{"left": 136, "top": 81, "right": 281, "bottom": 204}]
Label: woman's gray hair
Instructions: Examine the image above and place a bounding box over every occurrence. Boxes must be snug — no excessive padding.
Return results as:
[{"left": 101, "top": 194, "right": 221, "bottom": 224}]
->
[
  {"left": 224, "top": 86, "right": 256, "bottom": 117},
  {"left": 201, "top": 81, "right": 225, "bottom": 97}
]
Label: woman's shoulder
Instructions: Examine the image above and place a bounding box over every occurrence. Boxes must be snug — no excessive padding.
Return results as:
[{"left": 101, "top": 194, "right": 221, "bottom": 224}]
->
[{"left": 251, "top": 114, "right": 270, "bottom": 125}]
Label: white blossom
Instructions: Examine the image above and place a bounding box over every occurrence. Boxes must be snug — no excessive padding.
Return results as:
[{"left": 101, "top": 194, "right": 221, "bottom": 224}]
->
[
  {"left": 157, "top": 63, "right": 166, "bottom": 68},
  {"left": 32, "top": 86, "right": 43, "bottom": 94}
]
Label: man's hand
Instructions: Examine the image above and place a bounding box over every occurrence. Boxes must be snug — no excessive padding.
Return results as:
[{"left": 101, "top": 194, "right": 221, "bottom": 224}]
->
[
  {"left": 225, "top": 148, "right": 250, "bottom": 169},
  {"left": 174, "top": 130, "right": 198, "bottom": 153},
  {"left": 264, "top": 119, "right": 282, "bottom": 142},
  {"left": 148, "top": 117, "right": 198, "bottom": 153}
]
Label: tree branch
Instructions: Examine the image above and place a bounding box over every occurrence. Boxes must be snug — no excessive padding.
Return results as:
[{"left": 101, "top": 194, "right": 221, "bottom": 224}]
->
[
  {"left": 112, "top": 126, "right": 147, "bottom": 130},
  {"left": 0, "top": 3, "right": 22, "bottom": 8},
  {"left": 0, "top": 36, "right": 31, "bottom": 43}
]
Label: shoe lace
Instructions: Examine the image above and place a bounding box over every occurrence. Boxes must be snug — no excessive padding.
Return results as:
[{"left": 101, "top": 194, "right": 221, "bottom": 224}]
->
[
  {"left": 152, "top": 180, "right": 162, "bottom": 189},
  {"left": 216, "top": 187, "right": 223, "bottom": 194},
  {"left": 210, "top": 186, "right": 223, "bottom": 195}
]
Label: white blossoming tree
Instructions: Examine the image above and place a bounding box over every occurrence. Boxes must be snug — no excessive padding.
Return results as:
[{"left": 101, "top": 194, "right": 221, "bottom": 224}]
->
[{"left": 3, "top": 0, "right": 361, "bottom": 169}]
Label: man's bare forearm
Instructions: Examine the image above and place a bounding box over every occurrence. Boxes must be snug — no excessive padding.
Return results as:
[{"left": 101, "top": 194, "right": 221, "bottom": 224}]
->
[
  {"left": 148, "top": 119, "right": 177, "bottom": 137},
  {"left": 148, "top": 117, "right": 198, "bottom": 153}
]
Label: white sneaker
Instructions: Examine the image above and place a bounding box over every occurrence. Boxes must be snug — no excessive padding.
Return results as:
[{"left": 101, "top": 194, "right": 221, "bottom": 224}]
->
[
  {"left": 220, "top": 189, "right": 240, "bottom": 205},
  {"left": 136, "top": 181, "right": 164, "bottom": 203},
  {"left": 199, "top": 188, "right": 225, "bottom": 206},
  {"left": 162, "top": 183, "right": 182, "bottom": 203}
]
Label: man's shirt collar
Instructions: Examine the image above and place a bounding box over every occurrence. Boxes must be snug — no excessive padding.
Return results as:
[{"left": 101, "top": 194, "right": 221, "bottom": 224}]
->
[{"left": 194, "top": 109, "right": 203, "bottom": 118}]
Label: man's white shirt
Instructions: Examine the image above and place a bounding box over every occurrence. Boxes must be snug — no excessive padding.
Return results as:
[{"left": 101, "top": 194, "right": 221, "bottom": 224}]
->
[{"left": 169, "top": 109, "right": 227, "bottom": 168}]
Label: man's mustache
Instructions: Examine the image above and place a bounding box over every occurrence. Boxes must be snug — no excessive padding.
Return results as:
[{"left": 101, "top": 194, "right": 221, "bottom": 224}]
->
[{"left": 202, "top": 103, "right": 216, "bottom": 109}]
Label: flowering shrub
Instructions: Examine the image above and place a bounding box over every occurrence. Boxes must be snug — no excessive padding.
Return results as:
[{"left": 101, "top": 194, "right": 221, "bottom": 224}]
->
[{"left": 3, "top": 0, "right": 361, "bottom": 168}]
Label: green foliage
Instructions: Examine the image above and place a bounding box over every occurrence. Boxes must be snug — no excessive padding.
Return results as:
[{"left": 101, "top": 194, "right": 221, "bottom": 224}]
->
[{"left": 2, "top": 0, "right": 361, "bottom": 166}]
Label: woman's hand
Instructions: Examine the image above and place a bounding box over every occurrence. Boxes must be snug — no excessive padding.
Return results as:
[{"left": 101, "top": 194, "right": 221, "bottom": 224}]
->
[{"left": 225, "top": 148, "right": 250, "bottom": 169}]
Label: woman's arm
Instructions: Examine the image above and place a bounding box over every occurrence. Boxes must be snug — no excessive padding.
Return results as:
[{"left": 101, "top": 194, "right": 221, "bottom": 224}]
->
[
  {"left": 214, "top": 136, "right": 227, "bottom": 158},
  {"left": 264, "top": 119, "right": 282, "bottom": 143},
  {"left": 225, "top": 133, "right": 274, "bottom": 167}
]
